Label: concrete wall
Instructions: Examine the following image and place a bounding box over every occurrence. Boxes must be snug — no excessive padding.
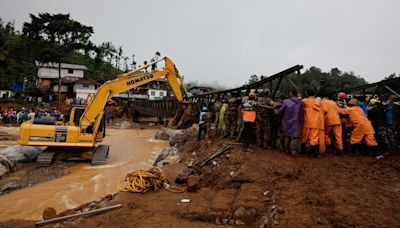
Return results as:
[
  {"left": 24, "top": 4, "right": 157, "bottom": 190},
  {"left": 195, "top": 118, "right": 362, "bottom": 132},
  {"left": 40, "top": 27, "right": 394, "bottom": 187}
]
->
[
  {"left": 74, "top": 84, "right": 97, "bottom": 99},
  {"left": 148, "top": 89, "right": 167, "bottom": 100},
  {"left": 38, "top": 67, "right": 84, "bottom": 79}
]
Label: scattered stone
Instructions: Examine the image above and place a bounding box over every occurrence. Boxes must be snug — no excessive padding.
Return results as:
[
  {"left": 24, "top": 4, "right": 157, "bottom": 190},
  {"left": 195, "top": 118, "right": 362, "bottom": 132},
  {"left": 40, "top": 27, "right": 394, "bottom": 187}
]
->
[
  {"left": 43, "top": 207, "right": 57, "bottom": 220},
  {"left": 232, "top": 206, "right": 258, "bottom": 224},
  {"left": 277, "top": 206, "right": 285, "bottom": 214},
  {"left": 187, "top": 175, "right": 200, "bottom": 192},
  {"left": 88, "top": 202, "right": 99, "bottom": 210}
]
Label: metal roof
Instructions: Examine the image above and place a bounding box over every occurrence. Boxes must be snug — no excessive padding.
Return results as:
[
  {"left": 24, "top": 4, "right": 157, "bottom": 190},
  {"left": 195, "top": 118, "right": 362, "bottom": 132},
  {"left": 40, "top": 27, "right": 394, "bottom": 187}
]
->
[{"left": 35, "top": 61, "right": 88, "bottom": 70}]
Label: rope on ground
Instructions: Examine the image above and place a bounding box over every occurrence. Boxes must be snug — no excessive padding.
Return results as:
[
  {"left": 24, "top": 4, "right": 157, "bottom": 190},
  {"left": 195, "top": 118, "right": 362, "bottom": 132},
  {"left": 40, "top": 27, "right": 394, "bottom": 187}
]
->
[{"left": 118, "top": 167, "right": 184, "bottom": 193}]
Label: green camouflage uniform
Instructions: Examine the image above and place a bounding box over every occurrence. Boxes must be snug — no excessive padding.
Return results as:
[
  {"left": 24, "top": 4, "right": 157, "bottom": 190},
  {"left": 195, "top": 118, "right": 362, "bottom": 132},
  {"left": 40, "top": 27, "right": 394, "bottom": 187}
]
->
[
  {"left": 226, "top": 97, "right": 240, "bottom": 138},
  {"left": 256, "top": 97, "right": 272, "bottom": 148}
]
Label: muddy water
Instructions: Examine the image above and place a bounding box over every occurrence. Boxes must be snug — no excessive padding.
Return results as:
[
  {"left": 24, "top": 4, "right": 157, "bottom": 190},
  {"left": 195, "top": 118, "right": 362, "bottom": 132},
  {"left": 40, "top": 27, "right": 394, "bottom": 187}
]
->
[{"left": 0, "top": 128, "right": 168, "bottom": 221}]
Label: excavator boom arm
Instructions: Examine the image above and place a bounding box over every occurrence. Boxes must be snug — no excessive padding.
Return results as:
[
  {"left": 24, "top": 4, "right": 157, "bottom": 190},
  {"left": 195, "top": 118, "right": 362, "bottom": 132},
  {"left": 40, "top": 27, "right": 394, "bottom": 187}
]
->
[{"left": 79, "top": 57, "right": 187, "bottom": 132}]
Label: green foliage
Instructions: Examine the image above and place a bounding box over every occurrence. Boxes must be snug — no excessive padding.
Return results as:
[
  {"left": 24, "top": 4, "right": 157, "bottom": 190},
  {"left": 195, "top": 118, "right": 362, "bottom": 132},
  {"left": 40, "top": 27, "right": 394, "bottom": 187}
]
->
[
  {"left": 249, "top": 66, "right": 369, "bottom": 97},
  {"left": 0, "top": 15, "right": 123, "bottom": 91}
]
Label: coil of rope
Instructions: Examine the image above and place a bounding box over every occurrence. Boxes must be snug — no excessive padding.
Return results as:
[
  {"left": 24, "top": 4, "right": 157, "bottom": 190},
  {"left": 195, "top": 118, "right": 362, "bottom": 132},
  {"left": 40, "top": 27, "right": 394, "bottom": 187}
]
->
[{"left": 118, "top": 167, "right": 184, "bottom": 193}]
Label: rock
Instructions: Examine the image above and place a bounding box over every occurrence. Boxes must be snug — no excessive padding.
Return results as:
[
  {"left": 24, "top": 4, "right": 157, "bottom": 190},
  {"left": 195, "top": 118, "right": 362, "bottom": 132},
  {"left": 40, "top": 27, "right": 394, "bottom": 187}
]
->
[
  {"left": 98, "top": 200, "right": 110, "bottom": 208},
  {"left": 104, "top": 194, "right": 114, "bottom": 201},
  {"left": 234, "top": 162, "right": 266, "bottom": 183},
  {"left": 58, "top": 209, "right": 75, "bottom": 217},
  {"left": 0, "top": 182, "right": 22, "bottom": 194},
  {"left": 43, "top": 207, "right": 57, "bottom": 220},
  {"left": 88, "top": 202, "right": 99, "bottom": 210},
  {"left": 153, "top": 147, "right": 179, "bottom": 167},
  {"left": 187, "top": 175, "right": 200, "bottom": 192},
  {"left": 232, "top": 206, "right": 258, "bottom": 224},
  {"left": 0, "top": 164, "right": 8, "bottom": 179},
  {"left": 155, "top": 128, "right": 170, "bottom": 140},
  {"left": 0, "top": 145, "right": 44, "bottom": 163},
  {"left": 0, "top": 155, "right": 16, "bottom": 174},
  {"left": 277, "top": 206, "right": 285, "bottom": 214}
]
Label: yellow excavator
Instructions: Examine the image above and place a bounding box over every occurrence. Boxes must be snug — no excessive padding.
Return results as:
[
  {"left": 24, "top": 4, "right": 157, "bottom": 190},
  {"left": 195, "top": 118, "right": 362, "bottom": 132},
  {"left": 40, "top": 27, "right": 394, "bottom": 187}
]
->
[{"left": 18, "top": 57, "right": 189, "bottom": 166}]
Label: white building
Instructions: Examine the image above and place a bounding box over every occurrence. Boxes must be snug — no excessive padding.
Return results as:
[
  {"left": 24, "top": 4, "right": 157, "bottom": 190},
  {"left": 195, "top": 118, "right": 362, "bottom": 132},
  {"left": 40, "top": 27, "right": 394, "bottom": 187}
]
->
[
  {"left": 0, "top": 90, "right": 15, "bottom": 99},
  {"left": 148, "top": 89, "right": 167, "bottom": 100},
  {"left": 35, "top": 61, "right": 88, "bottom": 89},
  {"left": 73, "top": 78, "right": 100, "bottom": 99}
]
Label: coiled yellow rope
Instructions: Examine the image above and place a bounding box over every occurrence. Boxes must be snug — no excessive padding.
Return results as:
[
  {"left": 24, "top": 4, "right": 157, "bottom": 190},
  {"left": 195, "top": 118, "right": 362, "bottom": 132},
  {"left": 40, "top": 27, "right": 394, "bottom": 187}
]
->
[{"left": 118, "top": 167, "right": 184, "bottom": 193}]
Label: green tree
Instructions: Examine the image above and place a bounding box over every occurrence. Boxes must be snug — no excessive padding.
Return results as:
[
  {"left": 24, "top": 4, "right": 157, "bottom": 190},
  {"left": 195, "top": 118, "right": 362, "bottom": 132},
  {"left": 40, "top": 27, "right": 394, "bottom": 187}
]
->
[
  {"left": 248, "top": 74, "right": 259, "bottom": 84},
  {"left": 22, "top": 13, "right": 94, "bottom": 107}
]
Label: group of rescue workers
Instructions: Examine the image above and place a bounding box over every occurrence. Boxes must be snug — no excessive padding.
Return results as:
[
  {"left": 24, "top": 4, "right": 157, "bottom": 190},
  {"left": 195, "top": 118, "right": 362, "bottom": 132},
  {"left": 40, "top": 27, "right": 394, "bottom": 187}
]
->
[{"left": 198, "top": 87, "right": 400, "bottom": 157}]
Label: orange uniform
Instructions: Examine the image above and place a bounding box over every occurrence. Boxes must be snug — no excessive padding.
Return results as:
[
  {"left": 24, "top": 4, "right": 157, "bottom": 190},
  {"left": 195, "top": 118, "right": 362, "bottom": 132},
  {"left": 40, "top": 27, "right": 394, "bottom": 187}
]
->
[
  {"left": 339, "top": 106, "right": 377, "bottom": 146},
  {"left": 301, "top": 96, "right": 326, "bottom": 153},
  {"left": 321, "top": 98, "right": 343, "bottom": 150}
]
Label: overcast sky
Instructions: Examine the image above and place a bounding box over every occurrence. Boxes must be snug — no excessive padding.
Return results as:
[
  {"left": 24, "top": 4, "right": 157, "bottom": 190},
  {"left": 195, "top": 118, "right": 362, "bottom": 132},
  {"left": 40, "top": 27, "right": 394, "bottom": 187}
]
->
[{"left": 1, "top": 0, "right": 399, "bottom": 87}]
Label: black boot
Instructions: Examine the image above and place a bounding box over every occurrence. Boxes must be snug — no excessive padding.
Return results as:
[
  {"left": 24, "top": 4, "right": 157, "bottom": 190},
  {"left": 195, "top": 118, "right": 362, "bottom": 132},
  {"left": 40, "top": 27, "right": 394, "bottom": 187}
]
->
[
  {"left": 351, "top": 144, "right": 359, "bottom": 155},
  {"left": 309, "top": 145, "right": 318, "bottom": 159},
  {"left": 300, "top": 144, "right": 306, "bottom": 155}
]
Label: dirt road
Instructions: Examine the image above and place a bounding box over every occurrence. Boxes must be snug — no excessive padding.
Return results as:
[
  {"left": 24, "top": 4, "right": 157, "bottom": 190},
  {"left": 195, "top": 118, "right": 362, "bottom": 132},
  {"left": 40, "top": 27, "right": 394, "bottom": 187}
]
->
[{"left": 0, "top": 128, "right": 168, "bottom": 221}]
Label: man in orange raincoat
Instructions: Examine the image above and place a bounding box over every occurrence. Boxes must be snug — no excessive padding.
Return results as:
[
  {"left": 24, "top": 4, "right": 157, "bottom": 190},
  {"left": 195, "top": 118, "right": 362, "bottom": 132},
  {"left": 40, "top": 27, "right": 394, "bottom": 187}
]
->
[
  {"left": 320, "top": 94, "right": 343, "bottom": 154},
  {"left": 339, "top": 98, "right": 377, "bottom": 154},
  {"left": 301, "top": 90, "right": 326, "bottom": 158}
]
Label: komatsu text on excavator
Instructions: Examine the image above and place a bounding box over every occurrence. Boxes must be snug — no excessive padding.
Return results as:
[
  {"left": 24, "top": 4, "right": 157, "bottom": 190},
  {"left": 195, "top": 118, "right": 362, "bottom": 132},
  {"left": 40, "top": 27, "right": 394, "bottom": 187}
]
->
[{"left": 18, "top": 57, "right": 189, "bottom": 166}]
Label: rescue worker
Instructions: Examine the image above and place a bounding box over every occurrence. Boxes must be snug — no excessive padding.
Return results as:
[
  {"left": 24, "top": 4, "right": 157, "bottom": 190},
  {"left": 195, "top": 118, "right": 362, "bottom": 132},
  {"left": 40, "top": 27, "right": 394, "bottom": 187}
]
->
[
  {"left": 240, "top": 92, "right": 258, "bottom": 152},
  {"left": 274, "top": 89, "right": 304, "bottom": 155},
  {"left": 198, "top": 107, "right": 209, "bottom": 140},
  {"left": 320, "top": 93, "right": 343, "bottom": 155},
  {"left": 301, "top": 89, "right": 326, "bottom": 158},
  {"left": 218, "top": 100, "right": 229, "bottom": 135},
  {"left": 255, "top": 92, "right": 273, "bottom": 148},
  {"left": 339, "top": 98, "right": 377, "bottom": 154},
  {"left": 213, "top": 99, "right": 222, "bottom": 125},
  {"left": 368, "top": 99, "right": 386, "bottom": 155},
  {"left": 336, "top": 92, "right": 349, "bottom": 151},
  {"left": 226, "top": 94, "right": 240, "bottom": 139},
  {"left": 392, "top": 96, "right": 400, "bottom": 150},
  {"left": 383, "top": 95, "right": 398, "bottom": 153}
]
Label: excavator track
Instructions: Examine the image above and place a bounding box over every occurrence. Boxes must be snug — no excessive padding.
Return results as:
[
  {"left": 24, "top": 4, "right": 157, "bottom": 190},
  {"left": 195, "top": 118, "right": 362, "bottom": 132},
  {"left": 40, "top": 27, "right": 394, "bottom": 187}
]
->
[
  {"left": 91, "top": 145, "right": 109, "bottom": 166},
  {"left": 36, "top": 151, "right": 56, "bottom": 167}
]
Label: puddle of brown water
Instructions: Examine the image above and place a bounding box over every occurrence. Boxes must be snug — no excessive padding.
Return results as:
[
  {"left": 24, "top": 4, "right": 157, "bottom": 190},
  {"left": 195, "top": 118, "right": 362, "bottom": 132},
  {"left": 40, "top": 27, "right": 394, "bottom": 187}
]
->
[{"left": 0, "top": 128, "right": 168, "bottom": 221}]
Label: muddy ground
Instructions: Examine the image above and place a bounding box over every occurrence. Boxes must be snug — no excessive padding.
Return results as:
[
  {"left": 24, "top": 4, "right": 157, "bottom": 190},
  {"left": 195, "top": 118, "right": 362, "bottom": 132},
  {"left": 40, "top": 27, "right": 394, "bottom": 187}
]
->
[
  {"left": 0, "top": 124, "right": 399, "bottom": 227},
  {"left": 3, "top": 136, "right": 399, "bottom": 228}
]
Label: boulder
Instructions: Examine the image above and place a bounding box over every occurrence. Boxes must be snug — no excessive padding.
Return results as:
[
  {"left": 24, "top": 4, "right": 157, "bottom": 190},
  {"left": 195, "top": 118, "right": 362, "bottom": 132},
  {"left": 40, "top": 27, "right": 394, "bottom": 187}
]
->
[
  {"left": 0, "top": 145, "right": 44, "bottom": 163},
  {"left": 155, "top": 125, "right": 199, "bottom": 146},
  {"left": 0, "top": 165, "right": 8, "bottom": 179},
  {"left": 155, "top": 128, "right": 170, "bottom": 140},
  {"left": 43, "top": 207, "right": 57, "bottom": 220},
  {"left": 0, "top": 155, "right": 16, "bottom": 173},
  {"left": 153, "top": 147, "right": 179, "bottom": 167}
]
